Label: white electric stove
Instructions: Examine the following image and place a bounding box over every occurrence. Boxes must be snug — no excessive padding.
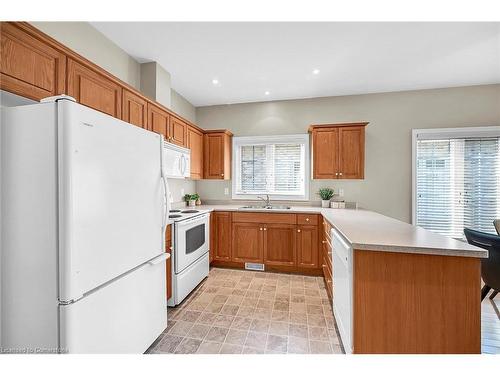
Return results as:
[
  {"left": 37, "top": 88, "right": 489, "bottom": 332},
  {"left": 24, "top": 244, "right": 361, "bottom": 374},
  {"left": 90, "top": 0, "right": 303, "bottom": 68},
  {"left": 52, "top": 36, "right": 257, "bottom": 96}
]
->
[{"left": 167, "top": 208, "right": 211, "bottom": 306}]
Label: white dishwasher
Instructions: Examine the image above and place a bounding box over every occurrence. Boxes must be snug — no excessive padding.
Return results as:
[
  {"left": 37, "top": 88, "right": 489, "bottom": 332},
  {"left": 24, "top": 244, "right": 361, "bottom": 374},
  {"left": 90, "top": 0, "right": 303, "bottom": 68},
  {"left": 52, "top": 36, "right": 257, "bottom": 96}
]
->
[{"left": 331, "top": 228, "right": 353, "bottom": 353}]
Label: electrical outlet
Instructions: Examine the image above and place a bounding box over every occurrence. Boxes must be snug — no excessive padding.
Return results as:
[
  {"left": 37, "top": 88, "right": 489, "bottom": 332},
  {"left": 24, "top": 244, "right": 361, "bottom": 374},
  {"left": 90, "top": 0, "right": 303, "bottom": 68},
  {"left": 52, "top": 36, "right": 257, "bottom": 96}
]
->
[
  {"left": 180, "top": 188, "right": 185, "bottom": 197},
  {"left": 339, "top": 188, "right": 344, "bottom": 197},
  {"left": 224, "top": 187, "right": 229, "bottom": 195}
]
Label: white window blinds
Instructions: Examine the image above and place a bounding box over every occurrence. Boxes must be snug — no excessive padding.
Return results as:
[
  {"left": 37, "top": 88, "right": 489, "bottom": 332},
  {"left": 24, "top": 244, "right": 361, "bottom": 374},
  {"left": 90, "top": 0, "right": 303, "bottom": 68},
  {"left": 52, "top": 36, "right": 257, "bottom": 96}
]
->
[
  {"left": 233, "top": 135, "right": 308, "bottom": 198},
  {"left": 416, "top": 136, "right": 500, "bottom": 238}
]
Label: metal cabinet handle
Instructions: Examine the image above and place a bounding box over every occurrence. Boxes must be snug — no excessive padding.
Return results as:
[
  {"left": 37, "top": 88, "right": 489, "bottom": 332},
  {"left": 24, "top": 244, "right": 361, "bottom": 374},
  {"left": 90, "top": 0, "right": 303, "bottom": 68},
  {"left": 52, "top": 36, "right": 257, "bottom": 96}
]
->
[
  {"left": 297, "top": 229, "right": 301, "bottom": 233},
  {"left": 260, "top": 227, "right": 263, "bottom": 231},
  {"left": 322, "top": 240, "right": 326, "bottom": 244},
  {"left": 339, "top": 172, "right": 343, "bottom": 176},
  {"left": 305, "top": 218, "right": 310, "bottom": 222},
  {"left": 221, "top": 173, "right": 224, "bottom": 177},
  {"left": 335, "top": 172, "right": 339, "bottom": 176},
  {"left": 263, "top": 228, "right": 267, "bottom": 231}
]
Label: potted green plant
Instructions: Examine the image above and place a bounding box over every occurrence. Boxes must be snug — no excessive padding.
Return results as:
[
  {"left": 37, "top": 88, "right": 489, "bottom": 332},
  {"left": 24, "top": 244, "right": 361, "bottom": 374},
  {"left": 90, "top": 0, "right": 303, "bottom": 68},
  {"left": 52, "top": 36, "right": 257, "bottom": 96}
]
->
[
  {"left": 184, "top": 193, "right": 199, "bottom": 207},
  {"left": 318, "top": 187, "right": 334, "bottom": 208}
]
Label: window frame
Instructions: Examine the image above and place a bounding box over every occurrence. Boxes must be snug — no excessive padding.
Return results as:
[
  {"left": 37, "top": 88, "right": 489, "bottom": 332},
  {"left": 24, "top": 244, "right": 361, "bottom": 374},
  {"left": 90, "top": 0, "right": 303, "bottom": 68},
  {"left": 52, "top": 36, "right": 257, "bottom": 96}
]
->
[
  {"left": 231, "top": 134, "right": 310, "bottom": 201},
  {"left": 411, "top": 126, "right": 500, "bottom": 227}
]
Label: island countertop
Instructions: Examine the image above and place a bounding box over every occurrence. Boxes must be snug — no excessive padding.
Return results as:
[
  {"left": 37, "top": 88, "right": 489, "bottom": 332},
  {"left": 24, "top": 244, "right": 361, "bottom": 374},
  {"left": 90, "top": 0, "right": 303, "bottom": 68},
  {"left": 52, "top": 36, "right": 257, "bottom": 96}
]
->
[{"left": 195, "top": 204, "right": 488, "bottom": 258}]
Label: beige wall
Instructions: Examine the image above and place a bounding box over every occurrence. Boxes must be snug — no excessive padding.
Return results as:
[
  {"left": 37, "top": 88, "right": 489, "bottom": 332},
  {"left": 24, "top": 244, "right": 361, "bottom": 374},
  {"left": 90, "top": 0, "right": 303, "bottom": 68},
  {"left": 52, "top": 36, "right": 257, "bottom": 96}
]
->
[
  {"left": 171, "top": 90, "right": 197, "bottom": 123},
  {"left": 196, "top": 84, "right": 500, "bottom": 223}
]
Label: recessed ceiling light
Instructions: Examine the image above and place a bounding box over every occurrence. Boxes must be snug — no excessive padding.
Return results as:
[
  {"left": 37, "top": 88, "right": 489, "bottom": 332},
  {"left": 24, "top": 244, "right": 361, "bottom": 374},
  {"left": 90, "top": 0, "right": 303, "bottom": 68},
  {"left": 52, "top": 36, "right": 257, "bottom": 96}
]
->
[
  {"left": 265, "top": 91, "right": 270, "bottom": 96},
  {"left": 212, "top": 79, "right": 219, "bottom": 85},
  {"left": 312, "top": 69, "right": 320, "bottom": 75}
]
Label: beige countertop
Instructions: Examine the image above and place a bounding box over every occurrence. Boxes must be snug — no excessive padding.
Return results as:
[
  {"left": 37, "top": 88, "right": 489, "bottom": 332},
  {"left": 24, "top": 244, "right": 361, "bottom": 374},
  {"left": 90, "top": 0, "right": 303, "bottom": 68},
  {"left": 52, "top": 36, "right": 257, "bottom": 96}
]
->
[{"left": 195, "top": 204, "right": 488, "bottom": 259}]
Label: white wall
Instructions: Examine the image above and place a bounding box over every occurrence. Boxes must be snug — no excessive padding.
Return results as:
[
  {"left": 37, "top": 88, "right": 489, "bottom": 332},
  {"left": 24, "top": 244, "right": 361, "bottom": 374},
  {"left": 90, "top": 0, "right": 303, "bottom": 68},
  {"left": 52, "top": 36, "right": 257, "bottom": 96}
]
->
[{"left": 196, "top": 84, "right": 500, "bottom": 223}]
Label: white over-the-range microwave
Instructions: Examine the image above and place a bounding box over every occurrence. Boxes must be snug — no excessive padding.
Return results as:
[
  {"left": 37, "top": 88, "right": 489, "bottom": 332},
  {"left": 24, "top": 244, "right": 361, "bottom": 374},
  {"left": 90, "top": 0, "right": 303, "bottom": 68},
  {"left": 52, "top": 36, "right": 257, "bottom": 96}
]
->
[{"left": 163, "top": 141, "right": 190, "bottom": 178}]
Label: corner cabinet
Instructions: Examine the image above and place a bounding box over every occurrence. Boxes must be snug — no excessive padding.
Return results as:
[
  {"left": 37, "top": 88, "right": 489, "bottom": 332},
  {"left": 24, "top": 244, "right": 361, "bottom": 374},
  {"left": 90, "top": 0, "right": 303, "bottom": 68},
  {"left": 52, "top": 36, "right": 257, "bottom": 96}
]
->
[
  {"left": 309, "top": 122, "right": 368, "bottom": 179},
  {"left": 203, "top": 130, "right": 232, "bottom": 180}
]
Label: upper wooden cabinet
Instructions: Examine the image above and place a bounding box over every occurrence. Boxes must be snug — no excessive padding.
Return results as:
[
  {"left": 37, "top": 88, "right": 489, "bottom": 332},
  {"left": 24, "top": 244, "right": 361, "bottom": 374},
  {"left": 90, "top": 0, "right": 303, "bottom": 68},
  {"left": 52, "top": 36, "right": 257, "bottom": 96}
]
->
[
  {"left": 0, "top": 22, "right": 66, "bottom": 101},
  {"left": 232, "top": 222, "right": 263, "bottom": 263},
  {"left": 67, "top": 58, "right": 122, "bottom": 118},
  {"left": 187, "top": 125, "right": 204, "bottom": 180},
  {"left": 211, "top": 212, "right": 232, "bottom": 261},
  {"left": 204, "top": 130, "right": 232, "bottom": 180},
  {"left": 297, "top": 225, "right": 319, "bottom": 269},
  {"left": 147, "top": 102, "right": 169, "bottom": 137},
  {"left": 168, "top": 116, "right": 187, "bottom": 147},
  {"left": 122, "top": 89, "right": 148, "bottom": 128},
  {"left": 309, "top": 122, "right": 368, "bottom": 179}
]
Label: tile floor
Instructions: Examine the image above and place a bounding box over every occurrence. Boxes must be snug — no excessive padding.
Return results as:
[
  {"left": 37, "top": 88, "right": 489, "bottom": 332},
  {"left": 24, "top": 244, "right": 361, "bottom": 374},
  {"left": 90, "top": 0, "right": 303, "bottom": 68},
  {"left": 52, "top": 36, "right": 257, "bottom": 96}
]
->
[
  {"left": 481, "top": 293, "right": 500, "bottom": 354},
  {"left": 147, "top": 267, "right": 500, "bottom": 354},
  {"left": 148, "top": 267, "right": 343, "bottom": 354}
]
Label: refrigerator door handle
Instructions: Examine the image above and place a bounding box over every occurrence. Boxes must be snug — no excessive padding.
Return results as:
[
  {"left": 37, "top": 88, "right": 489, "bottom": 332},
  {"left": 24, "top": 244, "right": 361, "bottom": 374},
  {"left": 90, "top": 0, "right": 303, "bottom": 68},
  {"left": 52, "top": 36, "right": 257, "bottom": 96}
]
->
[{"left": 148, "top": 253, "right": 170, "bottom": 266}]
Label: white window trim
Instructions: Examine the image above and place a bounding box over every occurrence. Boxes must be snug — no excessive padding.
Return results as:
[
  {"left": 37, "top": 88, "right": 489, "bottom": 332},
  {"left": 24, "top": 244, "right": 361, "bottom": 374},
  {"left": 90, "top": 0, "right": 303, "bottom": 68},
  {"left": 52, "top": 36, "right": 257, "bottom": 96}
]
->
[
  {"left": 411, "top": 126, "right": 500, "bottom": 225},
  {"left": 232, "top": 134, "right": 310, "bottom": 201}
]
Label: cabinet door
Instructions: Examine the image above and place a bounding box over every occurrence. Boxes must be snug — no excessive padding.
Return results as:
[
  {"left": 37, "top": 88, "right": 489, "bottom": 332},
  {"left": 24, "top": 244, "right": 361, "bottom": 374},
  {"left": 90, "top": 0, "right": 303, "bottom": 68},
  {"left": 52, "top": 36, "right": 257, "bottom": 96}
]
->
[
  {"left": 312, "top": 128, "right": 339, "bottom": 179},
  {"left": 147, "top": 103, "right": 169, "bottom": 138},
  {"left": 165, "top": 225, "right": 172, "bottom": 300},
  {"left": 296, "top": 225, "right": 319, "bottom": 269},
  {"left": 213, "top": 212, "right": 232, "bottom": 261},
  {"left": 67, "top": 58, "right": 122, "bottom": 118},
  {"left": 204, "top": 133, "right": 225, "bottom": 179},
  {"left": 168, "top": 116, "right": 187, "bottom": 147},
  {"left": 0, "top": 23, "right": 66, "bottom": 101},
  {"left": 187, "top": 126, "right": 204, "bottom": 180},
  {"left": 232, "top": 222, "right": 263, "bottom": 263},
  {"left": 122, "top": 89, "right": 147, "bottom": 128},
  {"left": 263, "top": 224, "right": 296, "bottom": 267},
  {"left": 338, "top": 126, "right": 365, "bottom": 179}
]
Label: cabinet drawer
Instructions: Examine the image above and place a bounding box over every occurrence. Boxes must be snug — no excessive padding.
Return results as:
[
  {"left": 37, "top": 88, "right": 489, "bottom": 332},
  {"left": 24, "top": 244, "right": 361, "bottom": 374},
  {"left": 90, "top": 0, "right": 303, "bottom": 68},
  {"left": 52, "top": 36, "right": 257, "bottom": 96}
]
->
[
  {"left": 323, "top": 240, "right": 332, "bottom": 274},
  {"left": 232, "top": 212, "right": 296, "bottom": 225},
  {"left": 297, "top": 214, "right": 319, "bottom": 225},
  {"left": 322, "top": 260, "right": 333, "bottom": 300}
]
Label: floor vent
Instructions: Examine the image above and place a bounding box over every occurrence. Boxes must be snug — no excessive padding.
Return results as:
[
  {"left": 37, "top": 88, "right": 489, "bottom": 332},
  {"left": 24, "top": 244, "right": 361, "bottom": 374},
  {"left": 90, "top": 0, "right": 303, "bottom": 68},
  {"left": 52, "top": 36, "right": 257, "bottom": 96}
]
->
[{"left": 245, "top": 263, "right": 265, "bottom": 271}]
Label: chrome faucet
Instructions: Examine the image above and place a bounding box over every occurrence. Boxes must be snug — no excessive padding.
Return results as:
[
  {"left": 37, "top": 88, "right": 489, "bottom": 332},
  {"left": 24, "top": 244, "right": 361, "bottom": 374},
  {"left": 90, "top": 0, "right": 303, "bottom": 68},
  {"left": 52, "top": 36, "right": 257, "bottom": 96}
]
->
[{"left": 257, "top": 194, "right": 271, "bottom": 207}]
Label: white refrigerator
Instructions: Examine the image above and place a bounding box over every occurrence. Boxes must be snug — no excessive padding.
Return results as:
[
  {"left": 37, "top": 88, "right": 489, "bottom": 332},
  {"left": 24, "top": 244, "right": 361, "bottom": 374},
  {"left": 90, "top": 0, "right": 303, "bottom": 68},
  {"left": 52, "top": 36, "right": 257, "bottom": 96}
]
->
[{"left": 0, "top": 97, "right": 169, "bottom": 353}]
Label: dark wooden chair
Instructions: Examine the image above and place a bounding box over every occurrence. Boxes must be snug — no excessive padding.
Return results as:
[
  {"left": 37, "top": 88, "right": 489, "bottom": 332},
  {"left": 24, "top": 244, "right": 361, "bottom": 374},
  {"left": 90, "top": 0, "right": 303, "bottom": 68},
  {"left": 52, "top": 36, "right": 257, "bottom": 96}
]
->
[{"left": 464, "top": 228, "right": 500, "bottom": 301}]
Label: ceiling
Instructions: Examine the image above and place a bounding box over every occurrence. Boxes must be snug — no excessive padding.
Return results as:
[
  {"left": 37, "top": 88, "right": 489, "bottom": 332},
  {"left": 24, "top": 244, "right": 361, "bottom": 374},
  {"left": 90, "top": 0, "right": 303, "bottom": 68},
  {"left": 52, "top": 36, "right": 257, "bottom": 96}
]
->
[{"left": 91, "top": 22, "right": 500, "bottom": 107}]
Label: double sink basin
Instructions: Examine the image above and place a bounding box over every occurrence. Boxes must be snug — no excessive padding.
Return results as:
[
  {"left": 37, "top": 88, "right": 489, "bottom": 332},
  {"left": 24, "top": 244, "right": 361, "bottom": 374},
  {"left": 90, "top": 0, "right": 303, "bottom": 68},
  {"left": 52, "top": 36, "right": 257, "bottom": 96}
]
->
[{"left": 239, "top": 205, "right": 291, "bottom": 210}]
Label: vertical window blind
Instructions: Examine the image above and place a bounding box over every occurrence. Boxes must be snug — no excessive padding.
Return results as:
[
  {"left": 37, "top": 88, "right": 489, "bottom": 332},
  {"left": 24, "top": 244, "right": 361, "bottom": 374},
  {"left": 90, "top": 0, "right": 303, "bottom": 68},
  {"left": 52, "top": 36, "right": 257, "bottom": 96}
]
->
[
  {"left": 416, "top": 136, "right": 500, "bottom": 238},
  {"left": 235, "top": 140, "right": 306, "bottom": 197}
]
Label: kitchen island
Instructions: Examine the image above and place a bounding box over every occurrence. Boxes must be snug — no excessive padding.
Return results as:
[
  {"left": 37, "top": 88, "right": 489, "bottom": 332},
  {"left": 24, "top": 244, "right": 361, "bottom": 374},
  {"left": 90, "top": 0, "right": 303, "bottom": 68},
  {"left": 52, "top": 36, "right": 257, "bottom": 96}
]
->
[{"left": 197, "top": 204, "right": 487, "bottom": 354}]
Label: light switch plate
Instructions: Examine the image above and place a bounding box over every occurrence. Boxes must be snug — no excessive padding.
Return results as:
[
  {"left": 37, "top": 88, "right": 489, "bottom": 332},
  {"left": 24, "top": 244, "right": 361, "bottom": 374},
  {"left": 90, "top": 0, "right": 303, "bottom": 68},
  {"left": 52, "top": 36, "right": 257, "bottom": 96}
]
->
[
  {"left": 339, "top": 188, "right": 344, "bottom": 197},
  {"left": 224, "top": 188, "right": 229, "bottom": 195}
]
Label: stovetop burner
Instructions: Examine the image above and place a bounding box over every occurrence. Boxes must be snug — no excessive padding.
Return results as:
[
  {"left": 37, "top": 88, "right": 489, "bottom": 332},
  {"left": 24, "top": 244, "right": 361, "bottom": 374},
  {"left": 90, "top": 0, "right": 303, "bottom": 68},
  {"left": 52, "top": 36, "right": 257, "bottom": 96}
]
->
[
  {"left": 181, "top": 209, "right": 199, "bottom": 213},
  {"left": 169, "top": 214, "right": 182, "bottom": 218},
  {"left": 170, "top": 209, "right": 181, "bottom": 213}
]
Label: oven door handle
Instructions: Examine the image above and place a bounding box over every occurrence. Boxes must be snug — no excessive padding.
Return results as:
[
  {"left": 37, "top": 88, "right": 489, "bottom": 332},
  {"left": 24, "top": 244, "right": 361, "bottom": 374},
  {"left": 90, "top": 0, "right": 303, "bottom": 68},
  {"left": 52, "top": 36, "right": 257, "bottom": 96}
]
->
[{"left": 176, "top": 213, "right": 209, "bottom": 227}]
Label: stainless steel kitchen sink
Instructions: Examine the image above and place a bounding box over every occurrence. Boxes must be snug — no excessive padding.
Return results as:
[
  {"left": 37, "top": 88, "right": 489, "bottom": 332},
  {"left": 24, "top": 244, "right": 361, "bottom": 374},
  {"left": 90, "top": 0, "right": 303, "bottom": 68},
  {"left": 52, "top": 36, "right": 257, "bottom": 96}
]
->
[{"left": 239, "top": 205, "right": 291, "bottom": 210}]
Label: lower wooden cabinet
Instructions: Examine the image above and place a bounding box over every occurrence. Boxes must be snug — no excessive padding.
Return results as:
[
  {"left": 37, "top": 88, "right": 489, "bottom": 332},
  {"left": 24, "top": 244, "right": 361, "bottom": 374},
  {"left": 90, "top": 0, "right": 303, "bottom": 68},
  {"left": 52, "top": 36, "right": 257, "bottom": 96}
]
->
[
  {"left": 122, "top": 89, "right": 148, "bottom": 128},
  {"left": 297, "top": 225, "right": 319, "bottom": 268},
  {"left": 187, "top": 126, "right": 204, "bottom": 180},
  {"left": 232, "top": 222, "right": 264, "bottom": 263},
  {"left": 263, "top": 224, "right": 296, "bottom": 267},
  {"left": 165, "top": 224, "right": 172, "bottom": 300},
  {"left": 211, "top": 212, "right": 232, "bottom": 261},
  {"left": 211, "top": 211, "right": 320, "bottom": 274}
]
